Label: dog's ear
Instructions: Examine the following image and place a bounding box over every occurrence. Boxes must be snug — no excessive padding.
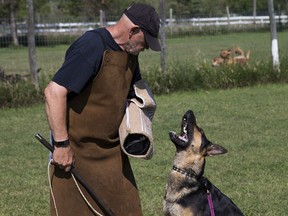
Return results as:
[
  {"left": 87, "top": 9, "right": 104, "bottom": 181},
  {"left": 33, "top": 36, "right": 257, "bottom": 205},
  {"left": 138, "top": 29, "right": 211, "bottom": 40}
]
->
[{"left": 206, "top": 143, "right": 227, "bottom": 156}]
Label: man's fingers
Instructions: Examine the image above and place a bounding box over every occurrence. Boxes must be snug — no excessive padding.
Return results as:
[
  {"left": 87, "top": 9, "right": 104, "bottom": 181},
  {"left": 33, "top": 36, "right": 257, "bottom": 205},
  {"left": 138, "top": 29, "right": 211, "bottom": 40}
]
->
[
  {"left": 51, "top": 160, "right": 72, "bottom": 172},
  {"left": 51, "top": 155, "right": 75, "bottom": 172}
]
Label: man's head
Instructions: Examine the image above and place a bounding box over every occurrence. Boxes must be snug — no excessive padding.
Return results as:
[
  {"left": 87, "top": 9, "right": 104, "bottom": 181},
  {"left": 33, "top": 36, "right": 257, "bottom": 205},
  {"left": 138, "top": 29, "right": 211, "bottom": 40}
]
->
[{"left": 124, "top": 3, "right": 161, "bottom": 52}]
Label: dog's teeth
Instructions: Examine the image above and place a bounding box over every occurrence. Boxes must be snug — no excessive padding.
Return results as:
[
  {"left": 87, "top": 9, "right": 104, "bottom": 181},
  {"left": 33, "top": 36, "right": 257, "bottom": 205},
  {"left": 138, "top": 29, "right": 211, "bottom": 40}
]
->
[
  {"left": 178, "top": 135, "right": 188, "bottom": 142},
  {"left": 183, "top": 127, "right": 187, "bottom": 133}
]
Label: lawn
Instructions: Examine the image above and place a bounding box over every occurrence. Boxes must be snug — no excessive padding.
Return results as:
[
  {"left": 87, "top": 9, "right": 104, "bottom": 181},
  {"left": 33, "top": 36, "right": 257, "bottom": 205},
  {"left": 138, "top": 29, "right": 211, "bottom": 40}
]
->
[
  {"left": 1, "top": 83, "right": 288, "bottom": 215},
  {"left": 0, "top": 31, "right": 288, "bottom": 75}
]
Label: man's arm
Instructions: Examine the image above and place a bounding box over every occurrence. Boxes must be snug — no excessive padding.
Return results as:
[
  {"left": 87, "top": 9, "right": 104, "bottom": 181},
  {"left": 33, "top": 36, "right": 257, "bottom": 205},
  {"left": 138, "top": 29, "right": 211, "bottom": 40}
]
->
[{"left": 44, "top": 81, "right": 74, "bottom": 172}]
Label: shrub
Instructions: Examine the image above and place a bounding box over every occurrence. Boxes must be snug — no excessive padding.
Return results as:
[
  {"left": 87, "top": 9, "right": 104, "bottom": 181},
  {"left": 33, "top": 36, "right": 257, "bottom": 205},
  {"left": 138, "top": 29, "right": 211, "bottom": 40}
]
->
[
  {"left": 142, "top": 57, "right": 288, "bottom": 94},
  {"left": 0, "top": 80, "right": 45, "bottom": 108},
  {"left": 1, "top": 57, "right": 288, "bottom": 108}
]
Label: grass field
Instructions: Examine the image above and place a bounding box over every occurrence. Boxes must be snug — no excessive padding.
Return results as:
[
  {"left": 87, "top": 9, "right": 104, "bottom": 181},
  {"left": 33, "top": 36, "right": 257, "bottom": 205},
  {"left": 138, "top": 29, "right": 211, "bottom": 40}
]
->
[
  {"left": 1, "top": 83, "right": 288, "bottom": 215},
  {"left": 0, "top": 31, "right": 288, "bottom": 75}
]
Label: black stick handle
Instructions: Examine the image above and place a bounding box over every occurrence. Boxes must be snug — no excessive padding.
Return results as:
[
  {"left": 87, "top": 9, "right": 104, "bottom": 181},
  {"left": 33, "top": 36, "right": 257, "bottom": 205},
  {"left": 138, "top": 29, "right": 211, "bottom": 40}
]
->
[
  {"left": 35, "top": 133, "right": 115, "bottom": 216},
  {"left": 35, "top": 133, "right": 54, "bottom": 152}
]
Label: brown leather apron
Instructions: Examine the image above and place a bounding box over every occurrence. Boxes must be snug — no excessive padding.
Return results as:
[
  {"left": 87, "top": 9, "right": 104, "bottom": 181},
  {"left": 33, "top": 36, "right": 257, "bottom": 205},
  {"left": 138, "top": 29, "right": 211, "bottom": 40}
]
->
[{"left": 50, "top": 50, "right": 143, "bottom": 216}]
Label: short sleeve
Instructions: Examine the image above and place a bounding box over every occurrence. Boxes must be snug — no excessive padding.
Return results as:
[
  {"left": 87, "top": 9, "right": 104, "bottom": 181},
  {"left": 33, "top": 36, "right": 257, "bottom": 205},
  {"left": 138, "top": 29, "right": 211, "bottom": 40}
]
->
[{"left": 52, "top": 31, "right": 105, "bottom": 93}]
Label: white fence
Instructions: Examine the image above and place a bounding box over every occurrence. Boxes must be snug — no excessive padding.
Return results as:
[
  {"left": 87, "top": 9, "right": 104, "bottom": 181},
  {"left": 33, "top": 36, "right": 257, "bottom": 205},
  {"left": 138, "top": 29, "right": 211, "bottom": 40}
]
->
[
  {"left": 167, "top": 15, "right": 287, "bottom": 26},
  {"left": 33, "top": 15, "right": 288, "bottom": 33},
  {"left": 0, "top": 15, "right": 287, "bottom": 36}
]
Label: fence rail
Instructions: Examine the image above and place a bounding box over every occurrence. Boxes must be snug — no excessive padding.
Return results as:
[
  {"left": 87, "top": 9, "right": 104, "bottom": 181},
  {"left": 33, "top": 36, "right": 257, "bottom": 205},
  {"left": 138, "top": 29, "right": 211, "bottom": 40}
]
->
[
  {"left": 169, "top": 15, "right": 287, "bottom": 26},
  {"left": 0, "top": 15, "right": 287, "bottom": 36}
]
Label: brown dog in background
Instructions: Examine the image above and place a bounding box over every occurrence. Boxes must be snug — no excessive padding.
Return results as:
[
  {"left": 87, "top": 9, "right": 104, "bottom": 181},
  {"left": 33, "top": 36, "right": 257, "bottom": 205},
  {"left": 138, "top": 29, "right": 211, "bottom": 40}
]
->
[
  {"left": 163, "top": 110, "right": 244, "bottom": 216},
  {"left": 212, "top": 47, "right": 250, "bottom": 67}
]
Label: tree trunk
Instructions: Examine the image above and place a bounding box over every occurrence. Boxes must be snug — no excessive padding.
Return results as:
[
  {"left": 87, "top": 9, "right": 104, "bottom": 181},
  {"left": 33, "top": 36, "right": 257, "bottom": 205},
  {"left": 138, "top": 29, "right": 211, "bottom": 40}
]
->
[
  {"left": 9, "top": 2, "right": 19, "bottom": 46},
  {"left": 26, "top": 0, "right": 39, "bottom": 90},
  {"left": 267, "top": 0, "right": 280, "bottom": 71}
]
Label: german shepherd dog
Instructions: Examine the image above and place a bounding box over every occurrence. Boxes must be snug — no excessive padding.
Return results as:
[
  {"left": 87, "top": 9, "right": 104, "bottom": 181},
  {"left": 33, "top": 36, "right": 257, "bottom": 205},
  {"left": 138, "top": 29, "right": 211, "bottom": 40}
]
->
[{"left": 163, "top": 110, "right": 244, "bottom": 216}]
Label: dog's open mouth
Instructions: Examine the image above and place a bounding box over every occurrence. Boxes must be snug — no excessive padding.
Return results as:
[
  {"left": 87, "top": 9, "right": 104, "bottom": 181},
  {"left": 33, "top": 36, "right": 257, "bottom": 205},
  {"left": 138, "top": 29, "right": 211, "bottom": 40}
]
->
[
  {"left": 170, "top": 117, "right": 188, "bottom": 142},
  {"left": 169, "top": 111, "right": 194, "bottom": 148}
]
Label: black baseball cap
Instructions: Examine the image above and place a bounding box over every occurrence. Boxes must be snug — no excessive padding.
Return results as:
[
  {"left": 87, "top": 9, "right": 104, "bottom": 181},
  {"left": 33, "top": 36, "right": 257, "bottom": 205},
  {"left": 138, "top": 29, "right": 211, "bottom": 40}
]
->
[{"left": 124, "top": 3, "right": 161, "bottom": 51}]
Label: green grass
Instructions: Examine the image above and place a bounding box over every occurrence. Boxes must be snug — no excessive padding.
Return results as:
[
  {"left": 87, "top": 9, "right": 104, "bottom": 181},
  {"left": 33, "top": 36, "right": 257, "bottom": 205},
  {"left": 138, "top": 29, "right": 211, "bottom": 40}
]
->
[
  {"left": 2, "top": 31, "right": 288, "bottom": 107},
  {"left": 1, "top": 31, "right": 288, "bottom": 74},
  {"left": 133, "top": 84, "right": 288, "bottom": 216},
  {"left": 1, "top": 83, "right": 288, "bottom": 215},
  {"left": 140, "top": 31, "right": 288, "bottom": 68},
  {"left": 0, "top": 45, "right": 67, "bottom": 74}
]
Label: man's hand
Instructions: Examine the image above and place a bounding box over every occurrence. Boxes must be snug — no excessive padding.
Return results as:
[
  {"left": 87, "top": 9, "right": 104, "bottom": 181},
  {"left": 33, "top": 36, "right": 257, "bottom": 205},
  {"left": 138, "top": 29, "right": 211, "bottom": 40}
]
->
[{"left": 52, "top": 145, "right": 75, "bottom": 172}]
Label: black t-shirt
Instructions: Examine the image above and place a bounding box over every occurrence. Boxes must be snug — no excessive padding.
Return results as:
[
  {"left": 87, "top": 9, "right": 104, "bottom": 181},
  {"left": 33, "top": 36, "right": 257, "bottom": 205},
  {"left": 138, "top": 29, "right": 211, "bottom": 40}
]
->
[{"left": 52, "top": 28, "right": 141, "bottom": 94}]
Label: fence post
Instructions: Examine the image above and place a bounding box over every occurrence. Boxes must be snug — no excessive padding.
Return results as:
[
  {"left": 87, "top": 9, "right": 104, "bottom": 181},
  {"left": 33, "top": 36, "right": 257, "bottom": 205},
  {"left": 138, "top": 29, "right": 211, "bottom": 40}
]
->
[
  {"left": 253, "top": 0, "right": 257, "bottom": 25},
  {"left": 226, "top": 6, "right": 230, "bottom": 25},
  {"left": 100, "top": 9, "right": 105, "bottom": 27},
  {"left": 26, "top": 0, "right": 39, "bottom": 90},
  {"left": 169, "top": 8, "right": 173, "bottom": 36},
  {"left": 160, "top": 0, "right": 166, "bottom": 78},
  {"left": 267, "top": 0, "right": 280, "bottom": 71}
]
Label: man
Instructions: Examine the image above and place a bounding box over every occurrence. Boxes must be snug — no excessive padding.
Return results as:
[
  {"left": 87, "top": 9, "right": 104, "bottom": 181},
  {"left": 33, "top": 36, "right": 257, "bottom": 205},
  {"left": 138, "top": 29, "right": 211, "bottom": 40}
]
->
[{"left": 44, "top": 3, "right": 161, "bottom": 216}]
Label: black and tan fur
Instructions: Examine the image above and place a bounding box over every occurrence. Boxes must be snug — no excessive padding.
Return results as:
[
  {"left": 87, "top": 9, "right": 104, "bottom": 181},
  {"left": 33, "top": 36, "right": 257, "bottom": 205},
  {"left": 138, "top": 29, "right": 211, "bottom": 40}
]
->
[{"left": 163, "top": 110, "right": 244, "bottom": 216}]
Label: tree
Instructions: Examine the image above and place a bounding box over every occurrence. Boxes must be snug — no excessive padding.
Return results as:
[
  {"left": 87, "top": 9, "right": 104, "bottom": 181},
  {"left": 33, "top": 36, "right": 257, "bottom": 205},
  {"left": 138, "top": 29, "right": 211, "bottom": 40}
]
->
[
  {"left": 0, "top": 0, "right": 20, "bottom": 46},
  {"left": 8, "top": 1, "right": 19, "bottom": 45},
  {"left": 200, "top": 0, "right": 226, "bottom": 17}
]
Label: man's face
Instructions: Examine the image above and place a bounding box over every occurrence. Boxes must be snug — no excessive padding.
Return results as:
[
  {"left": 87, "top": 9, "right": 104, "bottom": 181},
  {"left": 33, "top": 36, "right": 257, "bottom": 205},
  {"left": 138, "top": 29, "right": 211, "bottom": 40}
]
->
[{"left": 125, "top": 28, "right": 149, "bottom": 55}]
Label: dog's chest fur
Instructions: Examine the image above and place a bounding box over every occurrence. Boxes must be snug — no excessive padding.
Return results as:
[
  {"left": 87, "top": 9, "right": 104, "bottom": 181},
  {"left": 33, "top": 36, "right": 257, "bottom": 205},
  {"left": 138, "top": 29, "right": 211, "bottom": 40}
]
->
[
  {"left": 163, "top": 172, "right": 208, "bottom": 216},
  {"left": 164, "top": 172, "right": 199, "bottom": 202},
  {"left": 163, "top": 174, "right": 244, "bottom": 216}
]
